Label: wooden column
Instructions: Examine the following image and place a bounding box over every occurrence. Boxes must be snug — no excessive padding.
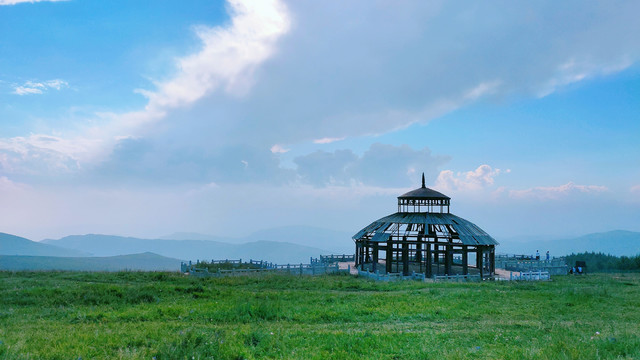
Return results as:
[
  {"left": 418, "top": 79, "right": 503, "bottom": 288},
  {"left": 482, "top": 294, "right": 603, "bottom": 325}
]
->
[
  {"left": 416, "top": 241, "right": 422, "bottom": 273},
  {"left": 372, "top": 242, "right": 379, "bottom": 272},
  {"left": 402, "top": 240, "right": 409, "bottom": 276},
  {"left": 444, "top": 244, "right": 452, "bottom": 275},
  {"left": 425, "top": 242, "right": 432, "bottom": 278},
  {"left": 462, "top": 246, "right": 468, "bottom": 275},
  {"left": 490, "top": 247, "right": 495, "bottom": 275},
  {"left": 386, "top": 241, "right": 393, "bottom": 274},
  {"left": 477, "top": 247, "right": 484, "bottom": 278}
]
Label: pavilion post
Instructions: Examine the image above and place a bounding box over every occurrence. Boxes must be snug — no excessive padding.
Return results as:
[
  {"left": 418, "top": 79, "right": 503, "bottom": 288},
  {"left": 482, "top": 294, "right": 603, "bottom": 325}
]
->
[
  {"left": 386, "top": 241, "right": 393, "bottom": 274},
  {"left": 402, "top": 240, "right": 409, "bottom": 276},
  {"left": 462, "top": 246, "right": 468, "bottom": 275},
  {"left": 372, "top": 242, "right": 379, "bottom": 272},
  {"left": 425, "top": 242, "right": 432, "bottom": 278},
  {"left": 477, "top": 247, "right": 484, "bottom": 279},
  {"left": 445, "top": 244, "right": 452, "bottom": 275}
]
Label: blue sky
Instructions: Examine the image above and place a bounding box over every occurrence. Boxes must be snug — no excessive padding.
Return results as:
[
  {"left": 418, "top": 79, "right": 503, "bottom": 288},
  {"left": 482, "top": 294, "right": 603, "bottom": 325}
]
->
[{"left": 0, "top": 0, "right": 639, "bottom": 242}]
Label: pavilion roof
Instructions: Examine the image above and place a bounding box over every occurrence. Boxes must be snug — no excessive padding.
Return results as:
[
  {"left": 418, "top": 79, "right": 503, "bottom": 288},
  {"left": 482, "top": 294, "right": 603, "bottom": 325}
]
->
[{"left": 352, "top": 212, "right": 498, "bottom": 246}]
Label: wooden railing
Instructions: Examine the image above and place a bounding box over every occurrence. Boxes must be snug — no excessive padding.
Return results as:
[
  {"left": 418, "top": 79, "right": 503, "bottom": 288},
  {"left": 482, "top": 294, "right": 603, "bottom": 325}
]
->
[
  {"left": 182, "top": 260, "right": 347, "bottom": 277},
  {"left": 311, "top": 254, "right": 356, "bottom": 265}
]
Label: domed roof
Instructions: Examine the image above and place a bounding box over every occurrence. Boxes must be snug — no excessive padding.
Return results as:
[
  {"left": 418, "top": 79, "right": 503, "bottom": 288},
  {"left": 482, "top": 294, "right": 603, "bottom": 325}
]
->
[
  {"left": 398, "top": 173, "right": 450, "bottom": 200},
  {"left": 352, "top": 212, "right": 498, "bottom": 246}
]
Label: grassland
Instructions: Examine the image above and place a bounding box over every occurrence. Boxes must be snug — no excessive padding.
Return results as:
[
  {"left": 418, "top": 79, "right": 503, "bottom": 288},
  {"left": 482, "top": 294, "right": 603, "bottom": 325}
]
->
[{"left": 0, "top": 271, "right": 639, "bottom": 359}]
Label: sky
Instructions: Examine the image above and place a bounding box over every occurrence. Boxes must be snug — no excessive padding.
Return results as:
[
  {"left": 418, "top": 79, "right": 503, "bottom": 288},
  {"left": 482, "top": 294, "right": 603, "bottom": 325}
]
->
[{"left": 0, "top": 0, "right": 639, "bottom": 242}]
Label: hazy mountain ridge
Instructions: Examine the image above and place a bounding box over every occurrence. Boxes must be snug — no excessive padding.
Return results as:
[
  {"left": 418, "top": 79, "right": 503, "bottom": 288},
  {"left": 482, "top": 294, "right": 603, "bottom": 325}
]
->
[
  {"left": 43, "top": 234, "right": 331, "bottom": 264},
  {"left": 497, "top": 230, "right": 640, "bottom": 257},
  {"left": 6, "top": 228, "right": 640, "bottom": 267},
  {"left": 0, "top": 252, "right": 181, "bottom": 272},
  {"left": 0, "top": 232, "right": 88, "bottom": 257},
  {"left": 161, "top": 226, "right": 354, "bottom": 254}
]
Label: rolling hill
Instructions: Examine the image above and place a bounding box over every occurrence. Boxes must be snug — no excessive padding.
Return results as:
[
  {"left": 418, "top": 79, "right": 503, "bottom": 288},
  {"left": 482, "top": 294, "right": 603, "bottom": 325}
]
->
[
  {"left": 497, "top": 230, "right": 640, "bottom": 257},
  {"left": 161, "top": 225, "right": 354, "bottom": 254},
  {"left": 0, "top": 252, "right": 181, "bottom": 271},
  {"left": 0, "top": 232, "right": 87, "bottom": 257},
  {"left": 43, "top": 234, "right": 331, "bottom": 264}
]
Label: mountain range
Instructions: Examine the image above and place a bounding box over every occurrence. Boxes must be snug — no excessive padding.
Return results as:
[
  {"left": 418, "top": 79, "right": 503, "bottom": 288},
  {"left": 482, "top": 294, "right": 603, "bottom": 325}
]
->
[
  {"left": 2, "top": 228, "right": 640, "bottom": 272},
  {"left": 160, "top": 226, "right": 354, "bottom": 254},
  {"left": 42, "top": 234, "right": 330, "bottom": 264},
  {"left": 496, "top": 230, "right": 640, "bottom": 257},
  {"left": 0, "top": 232, "right": 88, "bottom": 257},
  {"left": 0, "top": 252, "right": 181, "bottom": 272}
]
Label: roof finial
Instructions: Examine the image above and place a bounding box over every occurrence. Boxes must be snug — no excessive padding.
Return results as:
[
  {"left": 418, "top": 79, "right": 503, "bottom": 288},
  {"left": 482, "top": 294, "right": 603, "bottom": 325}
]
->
[{"left": 421, "top": 173, "right": 425, "bottom": 188}]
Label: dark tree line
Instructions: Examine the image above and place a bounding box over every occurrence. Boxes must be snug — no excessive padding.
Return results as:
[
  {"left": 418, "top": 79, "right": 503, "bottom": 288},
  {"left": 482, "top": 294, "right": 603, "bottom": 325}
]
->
[{"left": 565, "top": 252, "right": 640, "bottom": 272}]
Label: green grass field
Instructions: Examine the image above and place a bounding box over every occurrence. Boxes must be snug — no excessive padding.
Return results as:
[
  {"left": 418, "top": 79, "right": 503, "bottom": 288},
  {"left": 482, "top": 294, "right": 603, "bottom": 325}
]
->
[{"left": 0, "top": 271, "right": 639, "bottom": 359}]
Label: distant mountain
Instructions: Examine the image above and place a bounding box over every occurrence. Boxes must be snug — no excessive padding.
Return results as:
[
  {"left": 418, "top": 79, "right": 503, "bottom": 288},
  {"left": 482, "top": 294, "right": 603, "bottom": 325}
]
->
[
  {"left": 161, "top": 226, "right": 354, "bottom": 254},
  {"left": 244, "top": 226, "right": 354, "bottom": 254},
  {"left": 159, "top": 232, "right": 231, "bottom": 242},
  {"left": 43, "top": 234, "right": 331, "bottom": 264},
  {"left": 0, "top": 252, "right": 181, "bottom": 272},
  {"left": 497, "top": 230, "right": 640, "bottom": 257},
  {"left": 0, "top": 232, "right": 87, "bottom": 257}
]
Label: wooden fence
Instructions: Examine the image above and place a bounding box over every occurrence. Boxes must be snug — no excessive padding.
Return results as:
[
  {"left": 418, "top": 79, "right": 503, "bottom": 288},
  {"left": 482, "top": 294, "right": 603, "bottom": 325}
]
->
[
  {"left": 310, "top": 254, "right": 355, "bottom": 265},
  {"left": 182, "top": 261, "right": 347, "bottom": 277}
]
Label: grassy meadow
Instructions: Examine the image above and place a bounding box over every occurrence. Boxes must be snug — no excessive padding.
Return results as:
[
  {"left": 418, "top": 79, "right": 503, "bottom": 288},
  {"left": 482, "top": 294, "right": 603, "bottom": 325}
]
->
[{"left": 0, "top": 271, "right": 639, "bottom": 359}]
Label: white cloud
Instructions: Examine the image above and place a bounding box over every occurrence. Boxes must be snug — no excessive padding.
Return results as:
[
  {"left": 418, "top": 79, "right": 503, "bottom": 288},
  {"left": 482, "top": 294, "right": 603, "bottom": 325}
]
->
[
  {"left": 13, "top": 79, "right": 68, "bottom": 95},
  {"left": 0, "top": 176, "right": 28, "bottom": 192},
  {"left": 0, "top": 0, "right": 66, "bottom": 5},
  {"left": 0, "top": 134, "right": 94, "bottom": 174},
  {"left": 509, "top": 182, "right": 608, "bottom": 200},
  {"left": 463, "top": 81, "right": 502, "bottom": 101},
  {"left": 536, "top": 58, "right": 633, "bottom": 98},
  {"left": 270, "top": 144, "right": 289, "bottom": 153},
  {"left": 434, "top": 165, "right": 505, "bottom": 192},
  {"left": 631, "top": 185, "right": 640, "bottom": 194},
  {"left": 313, "top": 137, "right": 345, "bottom": 144},
  {"left": 141, "top": 0, "right": 290, "bottom": 111},
  {"left": 43, "top": 79, "right": 67, "bottom": 90}
]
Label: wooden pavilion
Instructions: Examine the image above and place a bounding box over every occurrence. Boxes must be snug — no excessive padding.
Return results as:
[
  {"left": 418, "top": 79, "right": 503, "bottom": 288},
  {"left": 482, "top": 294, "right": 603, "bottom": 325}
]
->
[{"left": 353, "top": 174, "right": 498, "bottom": 278}]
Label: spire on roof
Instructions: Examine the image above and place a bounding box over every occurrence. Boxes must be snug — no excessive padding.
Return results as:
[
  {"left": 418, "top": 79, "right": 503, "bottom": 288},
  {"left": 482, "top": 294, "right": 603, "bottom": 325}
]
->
[{"left": 421, "top": 173, "right": 425, "bottom": 188}]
